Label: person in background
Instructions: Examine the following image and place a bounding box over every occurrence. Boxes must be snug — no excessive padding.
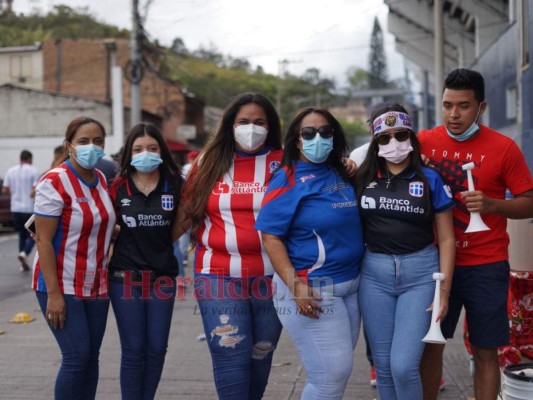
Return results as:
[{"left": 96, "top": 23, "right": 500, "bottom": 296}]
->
[
  {"left": 108, "top": 122, "right": 183, "bottom": 400},
  {"left": 181, "top": 93, "right": 283, "bottom": 399},
  {"left": 95, "top": 157, "right": 119, "bottom": 185},
  {"left": 2, "top": 149, "right": 39, "bottom": 271},
  {"left": 256, "top": 107, "right": 365, "bottom": 399},
  {"left": 419, "top": 68, "right": 533, "bottom": 400},
  {"left": 32, "top": 116, "right": 116, "bottom": 399},
  {"left": 356, "top": 103, "right": 455, "bottom": 400},
  {"left": 51, "top": 145, "right": 68, "bottom": 169},
  {"left": 174, "top": 149, "right": 200, "bottom": 274}
]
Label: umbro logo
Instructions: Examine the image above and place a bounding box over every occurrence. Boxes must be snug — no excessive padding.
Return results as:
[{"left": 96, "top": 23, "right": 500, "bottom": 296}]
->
[{"left": 121, "top": 199, "right": 132, "bottom": 207}]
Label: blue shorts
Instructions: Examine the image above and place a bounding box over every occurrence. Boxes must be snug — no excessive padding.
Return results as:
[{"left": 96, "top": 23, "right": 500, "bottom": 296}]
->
[{"left": 441, "top": 261, "right": 510, "bottom": 348}]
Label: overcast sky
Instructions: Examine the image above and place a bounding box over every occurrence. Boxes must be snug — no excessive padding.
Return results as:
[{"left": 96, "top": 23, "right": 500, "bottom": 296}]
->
[{"left": 12, "top": 0, "right": 406, "bottom": 88}]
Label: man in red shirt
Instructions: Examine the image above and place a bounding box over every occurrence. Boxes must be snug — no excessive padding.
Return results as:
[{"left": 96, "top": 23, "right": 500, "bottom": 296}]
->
[{"left": 418, "top": 68, "right": 533, "bottom": 400}]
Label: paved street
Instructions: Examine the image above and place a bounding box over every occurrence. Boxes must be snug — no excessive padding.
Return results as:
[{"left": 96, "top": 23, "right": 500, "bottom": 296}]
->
[{"left": 0, "top": 232, "right": 476, "bottom": 399}]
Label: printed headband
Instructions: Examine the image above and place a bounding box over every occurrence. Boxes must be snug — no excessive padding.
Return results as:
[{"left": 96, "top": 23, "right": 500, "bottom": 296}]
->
[{"left": 372, "top": 111, "right": 413, "bottom": 134}]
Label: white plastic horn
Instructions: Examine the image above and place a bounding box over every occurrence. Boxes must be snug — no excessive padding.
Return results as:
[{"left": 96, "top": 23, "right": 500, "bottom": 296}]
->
[
  {"left": 461, "top": 162, "right": 490, "bottom": 233},
  {"left": 422, "top": 272, "right": 447, "bottom": 344}
]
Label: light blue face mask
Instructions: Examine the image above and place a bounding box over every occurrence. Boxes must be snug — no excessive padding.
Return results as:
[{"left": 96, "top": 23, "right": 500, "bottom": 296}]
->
[
  {"left": 301, "top": 135, "right": 333, "bottom": 163},
  {"left": 130, "top": 151, "right": 163, "bottom": 173},
  {"left": 73, "top": 144, "right": 105, "bottom": 169},
  {"left": 446, "top": 106, "right": 481, "bottom": 142}
]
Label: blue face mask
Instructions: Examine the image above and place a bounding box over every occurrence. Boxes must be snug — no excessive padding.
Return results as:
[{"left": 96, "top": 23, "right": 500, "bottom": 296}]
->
[
  {"left": 301, "top": 135, "right": 333, "bottom": 163},
  {"left": 130, "top": 151, "right": 163, "bottom": 173},
  {"left": 73, "top": 144, "right": 105, "bottom": 169},
  {"left": 446, "top": 106, "right": 481, "bottom": 142}
]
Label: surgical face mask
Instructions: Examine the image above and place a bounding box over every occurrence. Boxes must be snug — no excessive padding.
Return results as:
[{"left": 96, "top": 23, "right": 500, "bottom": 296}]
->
[
  {"left": 72, "top": 144, "right": 105, "bottom": 169},
  {"left": 130, "top": 151, "right": 163, "bottom": 173},
  {"left": 234, "top": 124, "right": 268, "bottom": 152},
  {"left": 445, "top": 106, "right": 481, "bottom": 142},
  {"left": 300, "top": 135, "right": 333, "bottom": 163},
  {"left": 377, "top": 138, "right": 413, "bottom": 164}
]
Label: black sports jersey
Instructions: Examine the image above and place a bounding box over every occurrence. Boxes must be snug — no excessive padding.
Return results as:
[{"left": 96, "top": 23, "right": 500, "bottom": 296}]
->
[
  {"left": 109, "top": 173, "right": 180, "bottom": 278},
  {"left": 360, "top": 166, "right": 453, "bottom": 254}
]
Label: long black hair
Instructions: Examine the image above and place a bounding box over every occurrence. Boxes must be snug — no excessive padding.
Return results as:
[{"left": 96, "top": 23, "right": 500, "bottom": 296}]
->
[
  {"left": 355, "top": 102, "right": 432, "bottom": 219},
  {"left": 119, "top": 122, "right": 183, "bottom": 191},
  {"left": 281, "top": 107, "right": 351, "bottom": 182}
]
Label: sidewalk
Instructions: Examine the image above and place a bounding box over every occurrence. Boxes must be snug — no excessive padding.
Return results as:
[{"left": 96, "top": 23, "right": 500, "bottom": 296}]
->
[{"left": 0, "top": 274, "right": 475, "bottom": 399}]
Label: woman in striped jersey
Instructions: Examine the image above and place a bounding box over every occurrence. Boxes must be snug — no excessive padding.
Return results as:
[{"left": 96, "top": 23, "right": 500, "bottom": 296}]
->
[
  {"left": 32, "top": 116, "right": 116, "bottom": 399},
  {"left": 182, "top": 93, "right": 283, "bottom": 399}
]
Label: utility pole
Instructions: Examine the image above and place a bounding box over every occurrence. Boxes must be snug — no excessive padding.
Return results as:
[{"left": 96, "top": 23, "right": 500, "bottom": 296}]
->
[
  {"left": 276, "top": 59, "right": 302, "bottom": 114},
  {"left": 130, "top": 0, "right": 142, "bottom": 126},
  {"left": 276, "top": 59, "right": 288, "bottom": 114},
  {"left": 434, "top": 0, "right": 444, "bottom": 125}
]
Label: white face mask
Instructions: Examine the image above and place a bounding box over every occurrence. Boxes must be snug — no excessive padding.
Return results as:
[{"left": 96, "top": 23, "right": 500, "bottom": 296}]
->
[
  {"left": 378, "top": 138, "right": 413, "bottom": 164},
  {"left": 234, "top": 124, "right": 268, "bottom": 152}
]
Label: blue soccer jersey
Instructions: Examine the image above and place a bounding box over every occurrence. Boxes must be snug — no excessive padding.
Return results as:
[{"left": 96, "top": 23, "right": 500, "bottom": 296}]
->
[{"left": 255, "top": 161, "right": 365, "bottom": 285}]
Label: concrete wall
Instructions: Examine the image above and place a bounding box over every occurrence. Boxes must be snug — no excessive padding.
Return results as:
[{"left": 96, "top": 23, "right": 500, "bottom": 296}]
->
[
  {"left": 521, "top": 0, "right": 533, "bottom": 171},
  {"left": 0, "top": 85, "right": 113, "bottom": 175},
  {"left": 0, "top": 46, "right": 43, "bottom": 90}
]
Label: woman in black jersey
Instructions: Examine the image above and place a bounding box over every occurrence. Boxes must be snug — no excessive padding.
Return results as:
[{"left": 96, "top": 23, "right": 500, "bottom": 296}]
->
[
  {"left": 356, "top": 103, "right": 455, "bottom": 400},
  {"left": 108, "top": 123, "right": 184, "bottom": 400}
]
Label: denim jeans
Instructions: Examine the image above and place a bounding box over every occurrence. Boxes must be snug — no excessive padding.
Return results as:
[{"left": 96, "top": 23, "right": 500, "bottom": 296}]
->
[
  {"left": 273, "top": 274, "right": 361, "bottom": 400},
  {"left": 358, "top": 245, "right": 439, "bottom": 400},
  {"left": 36, "top": 291, "right": 109, "bottom": 400},
  {"left": 109, "top": 279, "right": 177, "bottom": 400},
  {"left": 195, "top": 274, "right": 283, "bottom": 400},
  {"left": 12, "top": 212, "right": 35, "bottom": 254}
]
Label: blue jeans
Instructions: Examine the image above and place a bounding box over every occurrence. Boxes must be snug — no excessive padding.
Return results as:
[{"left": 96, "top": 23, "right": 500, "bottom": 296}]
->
[
  {"left": 12, "top": 212, "right": 35, "bottom": 254},
  {"left": 358, "top": 245, "right": 439, "bottom": 400},
  {"left": 273, "top": 274, "right": 361, "bottom": 400},
  {"left": 110, "top": 279, "right": 177, "bottom": 400},
  {"left": 195, "top": 274, "right": 283, "bottom": 400},
  {"left": 36, "top": 291, "right": 109, "bottom": 400}
]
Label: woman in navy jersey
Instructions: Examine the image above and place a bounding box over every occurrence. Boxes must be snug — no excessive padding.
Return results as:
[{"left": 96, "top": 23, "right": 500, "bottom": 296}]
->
[
  {"left": 108, "top": 123, "right": 184, "bottom": 400},
  {"left": 32, "top": 116, "right": 116, "bottom": 400},
  {"left": 181, "top": 93, "right": 283, "bottom": 400},
  {"left": 256, "top": 107, "right": 365, "bottom": 399},
  {"left": 355, "top": 103, "right": 455, "bottom": 400}
]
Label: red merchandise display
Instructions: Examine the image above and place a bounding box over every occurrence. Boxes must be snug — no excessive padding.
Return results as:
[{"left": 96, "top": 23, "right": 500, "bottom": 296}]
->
[{"left": 463, "top": 271, "right": 533, "bottom": 367}]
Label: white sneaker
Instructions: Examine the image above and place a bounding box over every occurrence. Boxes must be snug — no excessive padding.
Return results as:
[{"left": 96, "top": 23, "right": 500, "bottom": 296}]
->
[{"left": 18, "top": 251, "right": 30, "bottom": 272}]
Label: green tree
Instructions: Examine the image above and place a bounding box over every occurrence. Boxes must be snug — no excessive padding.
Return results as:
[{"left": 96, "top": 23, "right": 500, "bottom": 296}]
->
[{"left": 368, "top": 16, "right": 388, "bottom": 89}]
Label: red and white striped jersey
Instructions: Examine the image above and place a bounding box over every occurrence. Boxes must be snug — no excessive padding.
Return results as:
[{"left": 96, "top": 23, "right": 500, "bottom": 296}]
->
[
  {"left": 195, "top": 149, "right": 283, "bottom": 278},
  {"left": 31, "top": 161, "right": 116, "bottom": 297}
]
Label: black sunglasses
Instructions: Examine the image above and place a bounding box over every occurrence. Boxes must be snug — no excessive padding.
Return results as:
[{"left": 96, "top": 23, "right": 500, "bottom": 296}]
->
[
  {"left": 300, "top": 125, "right": 334, "bottom": 140},
  {"left": 375, "top": 129, "right": 411, "bottom": 145}
]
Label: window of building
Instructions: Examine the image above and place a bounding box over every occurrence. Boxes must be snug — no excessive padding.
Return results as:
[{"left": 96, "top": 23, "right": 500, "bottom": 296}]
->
[
  {"left": 506, "top": 86, "right": 517, "bottom": 120},
  {"left": 9, "top": 55, "right": 32, "bottom": 83},
  {"left": 520, "top": 0, "right": 530, "bottom": 69}
]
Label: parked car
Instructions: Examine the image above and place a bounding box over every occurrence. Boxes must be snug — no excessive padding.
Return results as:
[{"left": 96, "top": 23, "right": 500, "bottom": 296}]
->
[{"left": 0, "top": 178, "right": 13, "bottom": 227}]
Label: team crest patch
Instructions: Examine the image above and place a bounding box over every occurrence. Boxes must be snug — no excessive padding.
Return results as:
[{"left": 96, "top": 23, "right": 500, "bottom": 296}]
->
[
  {"left": 385, "top": 114, "right": 397, "bottom": 127},
  {"left": 269, "top": 161, "right": 281, "bottom": 173},
  {"left": 161, "top": 195, "right": 174, "bottom": 210},
  {"left": 409, "top": 181, "right": 424, "bottom": 197}
]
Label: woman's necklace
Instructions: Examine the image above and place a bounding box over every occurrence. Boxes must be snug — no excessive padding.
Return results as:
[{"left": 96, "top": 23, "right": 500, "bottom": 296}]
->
[
  {"left": 133, "top": 174, "right": 158, "bottom": 195},
  {"left": 386, "top": 169, "right": 395, "bottom": 189}
]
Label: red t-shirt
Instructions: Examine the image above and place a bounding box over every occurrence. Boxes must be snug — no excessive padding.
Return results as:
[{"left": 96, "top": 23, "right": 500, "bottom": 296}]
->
[{"left": 418, "top": 125, "right": 533, "bottom": 266}]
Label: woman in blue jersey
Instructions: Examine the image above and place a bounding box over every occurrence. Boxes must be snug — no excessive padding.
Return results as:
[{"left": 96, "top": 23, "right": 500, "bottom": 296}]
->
[
  {"left": 255, "top": 107, "right": 365, "bottom": 399},
  {"left": 355, "top": 102, "right": 455, "bottom": 400}
]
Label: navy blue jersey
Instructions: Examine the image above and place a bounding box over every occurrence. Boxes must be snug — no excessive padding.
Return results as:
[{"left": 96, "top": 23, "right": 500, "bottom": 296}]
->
[
  {"left": 109, "top": 174, "right": 180, "bottom": 278},
  {"left": 255, "top": 161, "right": 365, "bottom": 285},
  {"left": 359, "top": 166, "right": 454, "bottom": 254}
]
